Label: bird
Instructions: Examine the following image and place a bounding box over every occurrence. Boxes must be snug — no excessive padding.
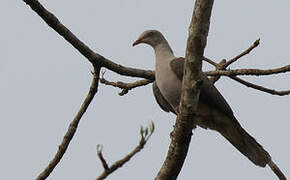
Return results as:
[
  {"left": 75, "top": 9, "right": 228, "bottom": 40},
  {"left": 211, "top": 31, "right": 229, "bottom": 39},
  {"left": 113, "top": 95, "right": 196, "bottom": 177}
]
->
[{"left": 132, "top": 30, "right": 286, "bottom": 180}]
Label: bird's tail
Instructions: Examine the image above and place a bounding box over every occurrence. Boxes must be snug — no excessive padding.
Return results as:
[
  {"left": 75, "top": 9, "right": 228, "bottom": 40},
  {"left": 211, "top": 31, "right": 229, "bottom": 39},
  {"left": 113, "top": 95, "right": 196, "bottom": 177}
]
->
[
  {"left": 219, "top": 116, "right": 286, "bottom": 179},
  {"left": 221, "top": 117, "right": 270, "bottom": 167}
]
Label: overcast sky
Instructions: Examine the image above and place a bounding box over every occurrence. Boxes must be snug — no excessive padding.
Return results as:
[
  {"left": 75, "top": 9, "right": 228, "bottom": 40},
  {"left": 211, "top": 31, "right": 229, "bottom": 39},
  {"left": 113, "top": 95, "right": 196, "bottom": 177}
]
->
[{"left": 1, "top": 0, "right": 289, "bottom": 179}]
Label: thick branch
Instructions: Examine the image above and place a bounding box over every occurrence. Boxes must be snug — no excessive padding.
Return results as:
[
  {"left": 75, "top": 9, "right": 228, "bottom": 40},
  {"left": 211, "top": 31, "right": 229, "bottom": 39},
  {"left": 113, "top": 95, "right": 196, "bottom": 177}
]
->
[
  {"left": 36, "top": 66, "right": 101, "bottom": 180},
  {"left": 155, "top": 0, "right": 214, "bottom": 179},
  {"left": 23, "top": 0, "right": 155, "bottom": 80}
]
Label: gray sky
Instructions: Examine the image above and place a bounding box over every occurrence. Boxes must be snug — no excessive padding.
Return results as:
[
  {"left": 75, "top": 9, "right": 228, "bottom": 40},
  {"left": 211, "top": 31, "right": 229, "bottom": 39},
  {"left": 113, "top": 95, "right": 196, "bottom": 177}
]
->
[{"left": 1, "top": 0, "right": 289, "bottom": 179}]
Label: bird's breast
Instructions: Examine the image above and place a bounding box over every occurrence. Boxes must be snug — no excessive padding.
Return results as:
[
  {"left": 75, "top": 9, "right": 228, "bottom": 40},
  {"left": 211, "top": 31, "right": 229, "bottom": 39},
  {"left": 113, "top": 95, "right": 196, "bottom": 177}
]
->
[{"left": 155, "top": 62, "right": 182, "bottom": 109}]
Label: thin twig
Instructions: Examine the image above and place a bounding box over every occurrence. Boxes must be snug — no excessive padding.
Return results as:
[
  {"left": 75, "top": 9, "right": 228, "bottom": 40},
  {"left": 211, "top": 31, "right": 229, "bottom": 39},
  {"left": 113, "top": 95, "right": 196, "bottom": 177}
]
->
[
  {"left": 100, "top": 72, "right": 153, "bottom": 96},
  {"left": 205, "top": 65, "right": 290, "bottom": 76},
  {"left": 36, "top": 66, "right": 101, "bottom": 180},
  {"left": 203, "top": 58, "right": 290, "bottom": 96},
  {"left": 225, "top": 38, "right": 260, "bottom": 67},
  {"left": 96, "top": 145, "right": 109, "bottom": 171},
  {"left": 96, "top": 122, "right": 154, "bottom": 180},
  {"left": 230, "top": 76, "right": 290, "bottom": 96},
  {"left": 203, "top": 38, "right": 260, "bottom": 83},
  {"left": 203, "top": 56, "right": 218, "bottom": 67}
]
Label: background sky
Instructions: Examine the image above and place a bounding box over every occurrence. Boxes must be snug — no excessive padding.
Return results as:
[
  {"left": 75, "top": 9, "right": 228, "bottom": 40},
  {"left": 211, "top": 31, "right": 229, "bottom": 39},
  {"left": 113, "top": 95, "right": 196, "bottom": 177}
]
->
[{"left": 1, "top": 0, "right": 289, "bottom": 179}]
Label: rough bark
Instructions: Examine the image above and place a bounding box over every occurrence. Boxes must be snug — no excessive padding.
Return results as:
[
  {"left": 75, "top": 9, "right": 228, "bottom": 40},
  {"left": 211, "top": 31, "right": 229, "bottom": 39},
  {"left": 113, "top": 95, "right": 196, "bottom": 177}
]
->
[{"left": 155, "top": 0, "right": 214, "bottom": 179}]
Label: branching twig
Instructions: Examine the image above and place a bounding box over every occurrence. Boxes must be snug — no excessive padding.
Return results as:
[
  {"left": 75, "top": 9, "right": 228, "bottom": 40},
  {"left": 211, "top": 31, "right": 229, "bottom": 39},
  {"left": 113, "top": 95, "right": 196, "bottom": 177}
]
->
[
  {"left": 100, "top": 71, "right": 153, "bottom": 96},
  {"left": 96, "top": 122, "right": 155, "bottom": 180},
  {"left": 203, "top": 57, "right": 290, "bottom": 96},
  {"left": 204, "top": 38, "right": 260, "bottom": 83},
  {"left": 36, "top": 66, "right": 101, "bottom": 180},
  {"left": 230, "top": 76, "right": 290, "bottom": 96}
]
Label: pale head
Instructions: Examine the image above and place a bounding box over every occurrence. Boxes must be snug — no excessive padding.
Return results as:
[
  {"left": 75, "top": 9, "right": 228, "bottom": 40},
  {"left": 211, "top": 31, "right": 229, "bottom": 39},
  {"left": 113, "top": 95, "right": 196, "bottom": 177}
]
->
[{"left": 132, "top": 30, "right": 166, "bottom": 48}]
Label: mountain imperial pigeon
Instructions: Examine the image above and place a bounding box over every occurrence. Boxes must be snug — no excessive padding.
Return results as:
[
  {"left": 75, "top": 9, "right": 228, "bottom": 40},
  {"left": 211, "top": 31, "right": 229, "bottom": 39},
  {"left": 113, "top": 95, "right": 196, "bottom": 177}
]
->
[{"left": 133, "top": 30, "right": 286, "bottom": 180}]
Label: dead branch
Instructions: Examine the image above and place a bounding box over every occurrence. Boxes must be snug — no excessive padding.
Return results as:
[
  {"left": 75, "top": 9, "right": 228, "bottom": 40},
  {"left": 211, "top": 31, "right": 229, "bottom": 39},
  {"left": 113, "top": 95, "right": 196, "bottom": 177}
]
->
[
  {"left": 96, "top": 123, "right": 154, "bottom": 180},
  {"left": 36, "top": 66, "right": 101, "bottom": 180}
]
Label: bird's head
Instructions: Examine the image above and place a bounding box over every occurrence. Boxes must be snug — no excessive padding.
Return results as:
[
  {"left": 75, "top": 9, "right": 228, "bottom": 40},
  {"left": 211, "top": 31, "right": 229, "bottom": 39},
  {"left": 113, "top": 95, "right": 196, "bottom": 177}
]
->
[{"left": 132, "top": 30, "right": 165, "bottom": 48}]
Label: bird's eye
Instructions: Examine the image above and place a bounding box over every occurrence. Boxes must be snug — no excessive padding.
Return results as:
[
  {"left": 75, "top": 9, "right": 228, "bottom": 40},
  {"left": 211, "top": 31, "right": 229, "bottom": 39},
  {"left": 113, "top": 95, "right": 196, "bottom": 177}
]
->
[{"left": 147, "top": 31, "right": 154, "bottom": 37}]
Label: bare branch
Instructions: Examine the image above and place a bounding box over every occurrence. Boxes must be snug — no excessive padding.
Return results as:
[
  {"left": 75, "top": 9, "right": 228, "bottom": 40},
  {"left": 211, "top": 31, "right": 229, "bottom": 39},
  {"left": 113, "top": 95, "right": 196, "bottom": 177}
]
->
[
  {"left": 205, "top": 65, "right": 290, "bottom": 76},
  {"left": 23, "top": 0, "right": 155, "bottom": 80},
  {"left": 202, "top": 58, "right": 290, "bottom": 96},
  {"left": 203, "top": 56, "right": 218, "bottom": 67},
  {"left": 96, "top": 122, "right": 155, "bottom": 180},
  {"left": 100, "top": 72, "right": 153, "bottom": 96},
  {"left": 203, "top": 38, "right": 260, "bottom": 83},
  {"left": 204, "top": 58, "right": 226, "bottom": 83},
  {"left": 225, "top": 38, "right": 260, "bottom": 67},
  {"left": 36, "top": 66, "right": 101, "bottom": 180},
  {"left": 155, "top": 0, "right": 214, "bottom": 179},
  {"left": 230, "top": 76, "right": 290, "bottom": 96}
]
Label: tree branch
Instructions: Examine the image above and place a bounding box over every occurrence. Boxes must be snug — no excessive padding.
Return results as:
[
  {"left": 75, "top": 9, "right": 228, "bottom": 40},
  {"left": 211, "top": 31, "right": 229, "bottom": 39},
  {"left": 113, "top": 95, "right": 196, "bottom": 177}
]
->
[
  {"left": 36, "top": 66, "right": 101, "bottom": 180},
  {"left": 205, "top": 38, "right": 260, "bottom": 83},
  {"left": 99, "top": 71, "right": 153, "bottom": 96},
  {"left": 225, "top": 38, "right": 260, "bottom": 67},
  {"left": 203, "top": 56, "right": 219, "bottom": 66},
  {"left": 96, "top": 123, "right": 154, "bottom": 180},
  {"left": 22, "top": 0, "right": 290, "bottom": 98},
  {"left": 155, "top": 0, "right": 214, "bottom": 179},
  {"left": 23, "top": 0, "right": 155, "bottom": 80},
  {"left": 206, "top": 65, "right": 290, "bottom": 76},
  {"left": 230, "top": 76, "right": 290, "bottom": 96}
]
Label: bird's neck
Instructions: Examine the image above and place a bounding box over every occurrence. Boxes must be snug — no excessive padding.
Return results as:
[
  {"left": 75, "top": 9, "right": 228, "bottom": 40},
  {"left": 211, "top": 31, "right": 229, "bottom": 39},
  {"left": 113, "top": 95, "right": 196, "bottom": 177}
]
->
[
  {"left": 154, "top": 42, "right": 174, "bottom": 62},
  {"left": 154, "top": 42, "right": 175, "bottom": 82}
]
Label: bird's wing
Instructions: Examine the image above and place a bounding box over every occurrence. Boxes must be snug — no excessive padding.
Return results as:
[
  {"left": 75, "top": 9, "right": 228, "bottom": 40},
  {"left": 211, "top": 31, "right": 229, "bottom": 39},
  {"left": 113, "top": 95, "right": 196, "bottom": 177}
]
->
[
  {"left": 152, "top": 81, "right": 176, "bottom": 114},
  {"left": 170, "top": 57, "right": 234, "bottom": 117}
]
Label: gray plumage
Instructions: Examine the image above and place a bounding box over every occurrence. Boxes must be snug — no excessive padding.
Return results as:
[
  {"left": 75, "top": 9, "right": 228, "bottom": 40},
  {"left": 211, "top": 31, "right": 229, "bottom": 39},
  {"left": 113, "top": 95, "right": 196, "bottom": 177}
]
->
[{"left": 133, "top": 30, "right": 286, "bottom": 179}]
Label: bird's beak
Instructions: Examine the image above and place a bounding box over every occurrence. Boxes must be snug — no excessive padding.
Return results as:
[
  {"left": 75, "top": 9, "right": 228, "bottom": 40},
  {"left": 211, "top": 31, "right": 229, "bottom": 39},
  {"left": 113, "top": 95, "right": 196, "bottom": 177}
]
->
[{"left": 132, "top": 38, "right": 142, "bottom": 47}]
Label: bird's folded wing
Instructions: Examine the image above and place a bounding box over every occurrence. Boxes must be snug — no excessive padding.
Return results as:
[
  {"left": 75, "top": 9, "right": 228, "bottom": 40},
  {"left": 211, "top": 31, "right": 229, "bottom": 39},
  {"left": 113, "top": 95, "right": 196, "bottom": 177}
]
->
[
  {"left": 170, "top": 57, "right": 234, "bottom": 117},
  {"left": 152, "top": 81, "right": 176, "bottom": 114}
]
